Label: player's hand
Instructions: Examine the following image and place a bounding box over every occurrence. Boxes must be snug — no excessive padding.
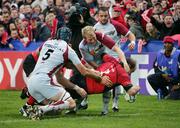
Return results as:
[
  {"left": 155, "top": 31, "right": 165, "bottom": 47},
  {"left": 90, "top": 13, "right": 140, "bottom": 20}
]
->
[
  {"left": 128, "top": 42, "right": 135, "bottom": 51},
  {"left": 76, "top": 87, "right": 87, "bottom": 98},
  {"left": 101, "top": 75, "right": 113, "bottom": 87}
]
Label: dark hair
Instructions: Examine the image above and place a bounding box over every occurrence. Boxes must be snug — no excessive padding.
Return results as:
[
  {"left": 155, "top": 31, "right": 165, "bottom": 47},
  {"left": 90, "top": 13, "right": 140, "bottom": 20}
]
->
[{"left": 98, "top": 7, "right": 109, "bottom": 13}]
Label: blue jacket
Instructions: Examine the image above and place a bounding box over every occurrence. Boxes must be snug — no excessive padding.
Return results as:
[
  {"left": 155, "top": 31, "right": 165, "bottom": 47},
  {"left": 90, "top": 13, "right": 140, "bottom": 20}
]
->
[{"left": 154, "top": 48, "right": 180, "bottom": 83}]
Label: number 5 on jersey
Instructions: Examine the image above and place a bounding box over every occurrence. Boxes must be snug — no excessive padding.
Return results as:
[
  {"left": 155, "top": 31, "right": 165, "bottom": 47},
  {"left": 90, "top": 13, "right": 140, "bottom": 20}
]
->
[{"left": 42, "top": 49, "right": 54, "bottom": 60}]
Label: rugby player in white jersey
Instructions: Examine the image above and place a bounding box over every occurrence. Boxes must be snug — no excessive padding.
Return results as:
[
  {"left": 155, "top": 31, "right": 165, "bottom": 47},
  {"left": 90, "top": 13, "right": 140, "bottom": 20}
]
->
[
  {"left": 27, "top": 35, "right": 112, "bottom": 119},
  {"left": 93, "top": 7, "right": 136, "bottom": 115}
]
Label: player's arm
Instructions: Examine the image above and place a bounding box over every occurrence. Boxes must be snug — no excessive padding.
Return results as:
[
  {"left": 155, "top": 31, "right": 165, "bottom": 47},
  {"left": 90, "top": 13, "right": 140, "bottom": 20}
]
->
[
  {"left": 55, "top": 72, "right": 87, "bottom": 98},
  {"left": 69, "top": 46, "right": 113, "bottom": 86},
  {"left": 111, "top": 20, "right": 136, "bottom": 50},
  {"left": 112, "top": 45, "right": 130, "bottom": 73},
  {"left": 97, "top": 32, "right": 130, "bottom": 72}
]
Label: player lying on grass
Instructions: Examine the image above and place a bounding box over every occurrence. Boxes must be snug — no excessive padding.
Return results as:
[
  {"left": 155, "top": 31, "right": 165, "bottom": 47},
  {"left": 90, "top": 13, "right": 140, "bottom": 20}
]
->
[{"left": 20, "top": 53, "right": 140, "bottom": 118}]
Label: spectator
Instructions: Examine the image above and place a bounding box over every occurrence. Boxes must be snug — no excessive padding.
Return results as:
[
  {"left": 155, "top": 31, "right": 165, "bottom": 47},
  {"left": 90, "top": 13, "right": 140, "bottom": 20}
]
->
[
  {"left": 126, "top": 15, "right": 145, "bottom": 40},
  {"left": 173, "top": 1, "right": 180, "bottom": 21},
  {"left": 23, "top": 3, "right": 33, "bottom": 20},
  {"left": 45, "top": 10, "right": 62, "bottom": 38},
  {"left": 141, "top": 2, "right": 165, "bottom": 29},
  {"left": 161, "top": 0, "right": 170, "bottom": 12},
  {"left": 11, "top": 9, "right": 20, "bottom": 20},
  {"left": 25, "top": 0, "right": 33, "bottom": 4},
  {"left": 112, "top": 5, "right": 128, "bottom": 27},
  {"left": 38, "top": 13, "right": 45, "bottom": 22},
  {"left": 8, "top": 29, "right": 20, "bottom": 50},
  {"left": 32, "top": 5, "right": 42, "bottom": 15},
  {"left": 145, "top": 22, "right": 160, "bottom": 42},
  {"left": 31, "top": 0, "right": 48, "bottom": 11},
  {"left": 151, "top": 13, "right": 180, "bottom": 39},
  {"left": 1, "top": 10, "right": 13, "bottom": 33},
  {"left": 9, "top": 22, "right": 17, "bottom": 32},
  {"left": 31, "top": 14, "right": 51, "bottom": 42},
  {"left": 147, "top": 36, "right": 180, "bottom": 99},
  {"left": 0, "top": 24, "right": 8, "bottom": 48},
  {"left": 43, "top": 0, "right": 55, "bottom": 15},
  {"left": 18, "top": 18, "right": 32, "bottom": 47},
  {"left": 19, "top": 4, "right": 26, "bottom": 19}
]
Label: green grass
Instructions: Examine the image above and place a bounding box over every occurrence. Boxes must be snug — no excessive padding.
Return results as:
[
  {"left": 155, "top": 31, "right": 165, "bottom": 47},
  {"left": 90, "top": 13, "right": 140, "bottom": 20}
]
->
[{"left": 0, "top": 91, "right": 180, "bottom": 128}]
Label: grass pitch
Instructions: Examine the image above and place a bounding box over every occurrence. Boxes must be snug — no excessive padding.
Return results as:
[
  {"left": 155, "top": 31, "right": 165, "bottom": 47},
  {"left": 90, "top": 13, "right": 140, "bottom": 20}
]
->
[{"left": 0, "top": 91, "right": 180, "bottom": 128}]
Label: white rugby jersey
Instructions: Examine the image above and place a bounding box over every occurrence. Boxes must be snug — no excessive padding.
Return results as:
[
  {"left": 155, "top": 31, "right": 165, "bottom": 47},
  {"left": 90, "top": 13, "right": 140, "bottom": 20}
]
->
[
  {"left": 32, "top": 39, "right": 81, "bottom": 76},
  {"left": 94, "top": 22, "right": 120, "bottom": 58}
]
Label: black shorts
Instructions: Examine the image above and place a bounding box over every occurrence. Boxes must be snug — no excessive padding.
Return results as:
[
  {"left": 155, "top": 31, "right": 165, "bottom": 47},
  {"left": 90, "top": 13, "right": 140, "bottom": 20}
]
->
[{"left": 23, "top": 54, "right": 36, "bottom": 77}]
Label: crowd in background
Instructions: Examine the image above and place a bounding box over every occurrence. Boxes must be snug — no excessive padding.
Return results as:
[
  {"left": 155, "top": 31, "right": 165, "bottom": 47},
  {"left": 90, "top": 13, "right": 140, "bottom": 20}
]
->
[{"left": 0, "top": 0, "right": 180, "bottom": 51}]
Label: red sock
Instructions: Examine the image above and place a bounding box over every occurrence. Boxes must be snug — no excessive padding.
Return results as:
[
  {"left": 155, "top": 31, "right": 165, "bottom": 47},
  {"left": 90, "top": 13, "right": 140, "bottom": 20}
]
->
[{"left": 27, "top": 96, "right": 36, "bottom": 106}]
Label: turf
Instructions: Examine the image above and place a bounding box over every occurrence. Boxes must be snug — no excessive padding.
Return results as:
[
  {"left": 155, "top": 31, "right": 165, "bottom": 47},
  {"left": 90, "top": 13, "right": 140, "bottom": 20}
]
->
[{"left": 0, "top": 91, "right": 180, "bottom": 128}]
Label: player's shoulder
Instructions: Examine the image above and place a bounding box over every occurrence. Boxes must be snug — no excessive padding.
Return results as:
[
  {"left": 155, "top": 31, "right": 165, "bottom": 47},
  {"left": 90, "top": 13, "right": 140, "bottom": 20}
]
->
[
  {"left": 94, "top": 22, "right": 100, "bottom": 27},
  {"left": 44, "top": 39, "right": 68, "bottom": 50},
  {"left": 79, "top": 39, "right": 87, "bottom": 49}
]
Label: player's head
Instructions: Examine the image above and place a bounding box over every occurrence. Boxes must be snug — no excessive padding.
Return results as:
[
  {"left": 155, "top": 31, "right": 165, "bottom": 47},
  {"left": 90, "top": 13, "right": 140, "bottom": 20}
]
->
[
  {"left": 82, "top": 26, "right": 97, "bottom": 45},
  {"left": 56, "top": 26, "right": 72, "bottom": 43},
  {"left": 97, "top": 7, "right": 109, "bottom": 25}
]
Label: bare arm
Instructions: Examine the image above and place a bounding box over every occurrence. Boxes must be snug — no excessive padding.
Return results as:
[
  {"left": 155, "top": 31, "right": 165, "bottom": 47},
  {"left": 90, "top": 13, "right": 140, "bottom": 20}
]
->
[
  {"left": 87, "top": 61, "right": 99, "bottom": 69},
  {"left": 112, "top": 44, "right": 130, "bottom": 73},
  {"left": 127, "top": 31, "right": 136, "bottom": 50},
  {"left": 55, "top": 72, "right": 87, "bottom": 98}
]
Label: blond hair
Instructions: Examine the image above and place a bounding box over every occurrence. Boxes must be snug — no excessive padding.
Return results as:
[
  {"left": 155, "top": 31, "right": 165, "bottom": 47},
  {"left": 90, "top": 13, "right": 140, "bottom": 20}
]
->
[{"left": 81, "top": 26, "right": 96, "bottom": 39}]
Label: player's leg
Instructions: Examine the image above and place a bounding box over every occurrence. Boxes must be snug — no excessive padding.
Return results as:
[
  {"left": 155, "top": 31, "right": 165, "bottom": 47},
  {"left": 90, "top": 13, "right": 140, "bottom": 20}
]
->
[
  {"left": 29, "top": 86, "right": 75, "bottom": 119},
  {"left": 101, "top": 90, "right": 111, "bottom": 115},
  {"left": 20, "top": 54, "right": 37, "bottom": 116},
  {"left": 112, "top": 86, "right": 121, "bottom": 112},
  {"left": 147, "top": 73, "right": 169, "bottom": 97},
  {"left": 38, "top": 91, "right": 75, "bottom": 114}
]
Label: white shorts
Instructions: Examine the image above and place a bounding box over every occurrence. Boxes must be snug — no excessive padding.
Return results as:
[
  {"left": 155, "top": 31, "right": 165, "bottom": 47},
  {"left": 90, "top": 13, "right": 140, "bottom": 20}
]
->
[{"left": 27, "top": 74, "right": 71, "bottom": 103}]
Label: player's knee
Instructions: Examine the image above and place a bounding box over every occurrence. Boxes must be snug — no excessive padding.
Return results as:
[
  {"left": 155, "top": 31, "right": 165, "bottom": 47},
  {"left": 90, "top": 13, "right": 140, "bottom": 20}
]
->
[{"left": 68, "top": 99, "right": 76, "bottom": 109}]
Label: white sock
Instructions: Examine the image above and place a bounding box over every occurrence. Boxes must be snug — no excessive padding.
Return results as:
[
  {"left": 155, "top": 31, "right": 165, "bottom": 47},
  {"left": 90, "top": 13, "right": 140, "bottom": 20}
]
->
[
  {"left": 112, "top": 86, "right": 121, "bottom": 108},
  {"left": 102, "top": 91, "right": 111, "bottom": 113},
  {"left": 39, "top": 100, "right": 70, "bottom": 114}
]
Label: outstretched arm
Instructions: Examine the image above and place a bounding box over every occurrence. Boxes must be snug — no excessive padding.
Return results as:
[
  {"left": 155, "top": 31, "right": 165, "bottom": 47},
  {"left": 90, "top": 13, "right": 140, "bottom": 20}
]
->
[{"left": 55, "top": 72, "right": 87, "bottom": 98}]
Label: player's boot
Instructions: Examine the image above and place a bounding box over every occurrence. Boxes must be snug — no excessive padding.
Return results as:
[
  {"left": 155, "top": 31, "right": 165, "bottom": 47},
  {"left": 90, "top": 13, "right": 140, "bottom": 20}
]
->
[
  {"left": 28, "top": 106, "right": 43, "bottom": 120},
  {"left": 124, "top": 93, "right": 136, "bottom": 103},
  {"left": 112, "top": 107, "right": 119, "bottom": 112},
  {"left": 77, "top": 97, "right": 88, "bottom": 110},
  {"left": 19, "top": 104, "right": 33, "bottom": 117}
]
